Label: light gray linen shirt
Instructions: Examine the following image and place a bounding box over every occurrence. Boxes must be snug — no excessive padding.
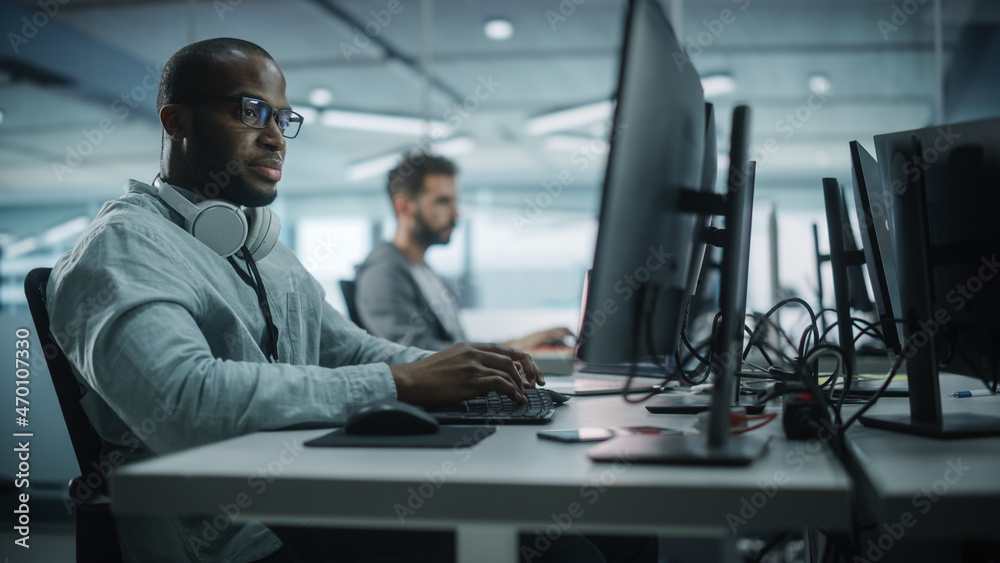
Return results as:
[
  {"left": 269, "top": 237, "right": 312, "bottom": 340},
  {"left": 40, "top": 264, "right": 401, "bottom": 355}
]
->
[{"left": 47, "top": 179, "right": 431, "bottom": 563}]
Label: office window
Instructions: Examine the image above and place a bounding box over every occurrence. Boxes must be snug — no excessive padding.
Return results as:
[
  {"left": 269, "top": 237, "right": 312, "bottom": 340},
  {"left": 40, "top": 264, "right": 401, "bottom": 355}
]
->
[
  {"left": 458, "top": 209, "right": 597, "bottom": 341},
  {"left": 296, "top": 217, "right": 372, "bottom": 314}
]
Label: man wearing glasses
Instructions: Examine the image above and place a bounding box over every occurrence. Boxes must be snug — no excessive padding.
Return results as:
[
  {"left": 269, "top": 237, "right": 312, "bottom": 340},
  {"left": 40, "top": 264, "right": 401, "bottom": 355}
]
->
[{"left": 46, "top": 38, "right": 551, "bottom": 563}]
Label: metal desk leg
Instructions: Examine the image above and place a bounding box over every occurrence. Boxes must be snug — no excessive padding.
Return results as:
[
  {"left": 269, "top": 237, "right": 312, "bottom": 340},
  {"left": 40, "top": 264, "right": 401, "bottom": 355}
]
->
[{"left": 457, "top": 524, "right": 517, "bottom": 563}]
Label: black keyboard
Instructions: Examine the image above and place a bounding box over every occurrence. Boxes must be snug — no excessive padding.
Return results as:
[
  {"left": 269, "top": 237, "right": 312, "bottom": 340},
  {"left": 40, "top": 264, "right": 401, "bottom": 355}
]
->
[{"left": 428, "top": 389, "right": 555, "bottom": 424}]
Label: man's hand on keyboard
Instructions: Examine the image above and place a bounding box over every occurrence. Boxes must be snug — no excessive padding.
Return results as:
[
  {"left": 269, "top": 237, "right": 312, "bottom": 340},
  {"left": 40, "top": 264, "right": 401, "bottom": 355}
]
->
[{"left": 389, "top": 343, "right": 544, "bottom": 408}]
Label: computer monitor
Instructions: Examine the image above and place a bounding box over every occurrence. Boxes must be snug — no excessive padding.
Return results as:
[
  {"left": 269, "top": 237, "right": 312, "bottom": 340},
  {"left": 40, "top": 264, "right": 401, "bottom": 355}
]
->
[
  {"left": 823, "top": 176, "right": 884, "bottom": 380},
  {"left": 849, "top": 141, "right": 904, "bottom": 356},
  {"left": 578, "top": 0, "right": 764, "bottom": 464},
  {"left": 685, "top": 102, "right": 719, "bottom": 301},
  {"left": 675, "top": 103, "right": 720, "bottom": 363},
  {"left": 814, "top": 195, "right": 874, "bottom": 318},
  {"left": 577, "top": 0, "right": 705, "bottom": 365},
  {"left": 592, "top": 107, "right": 764, "bottom": 465},
  {"left": 865, "top": 117, "right": 1000, "bottom": 437}
]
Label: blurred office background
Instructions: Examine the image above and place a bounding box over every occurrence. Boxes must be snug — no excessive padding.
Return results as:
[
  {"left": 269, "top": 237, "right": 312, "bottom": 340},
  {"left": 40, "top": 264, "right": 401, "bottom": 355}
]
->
[{"left": 2, "top": 0, "right": 1000, "bottom": 530}]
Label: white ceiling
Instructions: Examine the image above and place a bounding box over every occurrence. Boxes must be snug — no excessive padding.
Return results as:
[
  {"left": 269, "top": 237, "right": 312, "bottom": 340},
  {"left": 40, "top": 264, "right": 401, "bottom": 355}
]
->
[{"left": 0, "top": 0, "right": 991, "bottom": 209}]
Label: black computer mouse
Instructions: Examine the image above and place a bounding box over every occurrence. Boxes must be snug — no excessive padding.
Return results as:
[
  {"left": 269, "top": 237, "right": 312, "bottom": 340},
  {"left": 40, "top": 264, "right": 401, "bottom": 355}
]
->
[
  {"left": 542, "top": 388, "right": 571, "bottom": 405},
  {"left": 345, "top": 399, "right": 440, "bottom": 435}
]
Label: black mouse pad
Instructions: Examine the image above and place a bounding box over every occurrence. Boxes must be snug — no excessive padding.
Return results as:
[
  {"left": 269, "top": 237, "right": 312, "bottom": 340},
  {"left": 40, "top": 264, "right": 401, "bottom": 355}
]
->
[{"left": 305, "top": 426, "right": 496, "bottom": 448}]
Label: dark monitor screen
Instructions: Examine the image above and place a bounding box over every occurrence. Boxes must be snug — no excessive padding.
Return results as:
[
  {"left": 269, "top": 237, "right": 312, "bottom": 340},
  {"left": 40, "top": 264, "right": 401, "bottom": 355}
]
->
[
  {"left": 849, "top": 140, "right": 903, "bottom": 355},
  {"left": 865, "top": 117, "right": 1000, "bottom": 437},
  {"left": 838, "top": 189, "right": 875, "bottom": 314},
  {"left": 686, "top": 103, "right": 719, "bottom": 299},
  {"left": 875, "top": 118, "right": 1000, "bottom": 382},
  {"left": 577, "top": 0, "right": 706, "bottom": 364}
]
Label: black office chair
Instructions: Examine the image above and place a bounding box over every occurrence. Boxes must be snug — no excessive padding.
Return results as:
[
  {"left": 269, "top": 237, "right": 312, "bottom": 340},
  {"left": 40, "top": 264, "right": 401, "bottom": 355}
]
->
[
  {"left": 338, "top": 279, "right": 366, "bottom": 330},
  {"left": 24, "top": 268, "right": 124, "bottom": 563}
]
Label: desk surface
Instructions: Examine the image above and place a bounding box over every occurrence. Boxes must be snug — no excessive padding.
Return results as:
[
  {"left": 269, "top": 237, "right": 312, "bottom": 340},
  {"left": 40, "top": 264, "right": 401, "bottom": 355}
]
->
[
  {"left": 845, "top": 374, "right": 1000, "bottom": 540},
  {"left": 111, "top": 392, "right": 852, "bottom": 537}
]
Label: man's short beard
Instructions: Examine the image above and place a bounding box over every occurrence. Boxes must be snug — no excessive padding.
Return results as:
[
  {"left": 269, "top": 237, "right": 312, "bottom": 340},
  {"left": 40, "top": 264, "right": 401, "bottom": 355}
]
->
[
  {"left": 181, "top": 149, "right": 276, "bottom": 208},
  {"left": 413, "top": 207, "right": 451, "bottom": 247},
  {"left": 181, "top": 120, "right": 277, "bottom": 208}
]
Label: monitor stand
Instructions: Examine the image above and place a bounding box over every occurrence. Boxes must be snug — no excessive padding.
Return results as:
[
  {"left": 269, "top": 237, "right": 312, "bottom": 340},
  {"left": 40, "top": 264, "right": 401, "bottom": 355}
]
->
[
  {"left": 593, "top": 112, "right": 770, "bottom": 467},
  {"left": 859, "top": 412, "right": 1000, "bottom": 438},
  {"left": 589, "top": 433, "right": 771, "bottom": 466},
  {"left": 645, "top": 394, "right": 765, "bottom": 415}
]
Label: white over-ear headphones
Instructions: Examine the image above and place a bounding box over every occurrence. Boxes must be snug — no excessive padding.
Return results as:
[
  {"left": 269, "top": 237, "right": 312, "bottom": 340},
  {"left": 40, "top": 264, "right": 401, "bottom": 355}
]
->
[{"left": 154, "top": 176, "right": 280, "bottom": 261}]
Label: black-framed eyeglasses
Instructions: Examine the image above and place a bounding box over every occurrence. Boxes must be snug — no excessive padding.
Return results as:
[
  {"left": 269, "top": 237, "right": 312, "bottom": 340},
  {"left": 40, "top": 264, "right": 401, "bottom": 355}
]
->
[{"left": 180, "top": 95, "right": 304, "bottom": 139}]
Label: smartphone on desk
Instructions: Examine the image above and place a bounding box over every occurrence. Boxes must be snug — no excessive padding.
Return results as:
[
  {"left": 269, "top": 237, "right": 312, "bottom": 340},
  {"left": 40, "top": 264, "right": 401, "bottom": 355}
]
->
[
  {"left": 537, "top": 426, "right": 682, "bottom": 443},
  {"left": 537, "top": 428, "right": 616, "bottom": 443}
]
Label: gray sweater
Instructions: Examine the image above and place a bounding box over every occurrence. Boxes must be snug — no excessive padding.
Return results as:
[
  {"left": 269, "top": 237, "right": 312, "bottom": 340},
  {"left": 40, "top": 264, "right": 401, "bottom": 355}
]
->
[{"left": 354, "top": 242, "right": 464, "bottom": 351}]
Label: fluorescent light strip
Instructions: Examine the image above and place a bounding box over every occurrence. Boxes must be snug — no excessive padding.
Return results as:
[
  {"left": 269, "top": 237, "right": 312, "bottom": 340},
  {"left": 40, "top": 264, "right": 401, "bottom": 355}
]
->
[
  {"left": 3, "top": 237, "right": 38, "bottom": 259},
  {"left": 347, "top": 137, "right": 475, "bottom": 181},
  {"left": 3, "top": 216, "right": 90, "bottom": 259},
  {"left": 702, "top": 74, "right": 736, "bottom": 97},
  {"left": 297, "top": 107, "right": 319, "bottom": 126},
  {"left": 41, "top": 216, "right": 89, "bottom": 245},
  {"left": 320, "top": 109, "right": 451, "bottom": 138},
  {"left": 543, "top": 134, "right": 608, "bottom": 153},
  {"left": 433, "top": 136, "right": 476, "bottom": 157},
  {"left": 525, "top": 100, "right": 614, "bottom": 136}
]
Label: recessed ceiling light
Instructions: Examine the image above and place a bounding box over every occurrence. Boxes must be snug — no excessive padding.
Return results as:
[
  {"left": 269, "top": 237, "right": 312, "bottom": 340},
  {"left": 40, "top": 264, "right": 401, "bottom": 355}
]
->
[
  {"left": 808, "top": 74, "right": 833, "bottom": 96},
  {"left": 308, "top": 88, "right": 334, "bottom": 107},
  {"left": 701, "top": 74, "right": 736, "bottom": 97},
  {"left": 484, "top": 18, "right": 514, "bottom": 40}
]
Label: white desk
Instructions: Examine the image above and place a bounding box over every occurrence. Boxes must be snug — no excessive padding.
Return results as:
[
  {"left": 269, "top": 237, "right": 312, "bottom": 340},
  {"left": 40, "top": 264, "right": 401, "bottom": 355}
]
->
[
  {"left": 111, "top": 393, "right": 852, "bottom": 563},
  {"left": 845, "top": 375, "right": 1000, "bottom": 544}
]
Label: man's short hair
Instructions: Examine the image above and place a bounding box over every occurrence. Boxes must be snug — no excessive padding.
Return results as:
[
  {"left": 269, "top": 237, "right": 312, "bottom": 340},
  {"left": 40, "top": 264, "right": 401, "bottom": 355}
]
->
[
  {"left": 157, "top": 38, "right": 274, "bottom": 110},
  {"left": 387, "top": 151, "right": 458, "bottom": 201}
]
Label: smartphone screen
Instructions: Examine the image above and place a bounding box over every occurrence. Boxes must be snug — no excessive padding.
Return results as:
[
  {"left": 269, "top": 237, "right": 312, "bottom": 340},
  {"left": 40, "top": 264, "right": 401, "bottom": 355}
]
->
[{"left": 537, "top": 428, "right": 616, "bottom": 443}]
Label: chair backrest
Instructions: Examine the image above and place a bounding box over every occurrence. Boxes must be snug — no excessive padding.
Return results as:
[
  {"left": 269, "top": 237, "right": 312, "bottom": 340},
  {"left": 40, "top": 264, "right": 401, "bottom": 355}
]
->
[
  {"left": 24, "top": 268, "right": 105, "bottom": 476},
  {"left": 339, "top": 279, "right": 366, "bottom": 329}
]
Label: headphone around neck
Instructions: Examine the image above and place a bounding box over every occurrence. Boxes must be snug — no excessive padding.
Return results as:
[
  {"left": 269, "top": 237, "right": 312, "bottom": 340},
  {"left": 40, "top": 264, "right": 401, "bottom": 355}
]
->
[{"left": 154, "top": 176, "right": 280, "bottom": 261}]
